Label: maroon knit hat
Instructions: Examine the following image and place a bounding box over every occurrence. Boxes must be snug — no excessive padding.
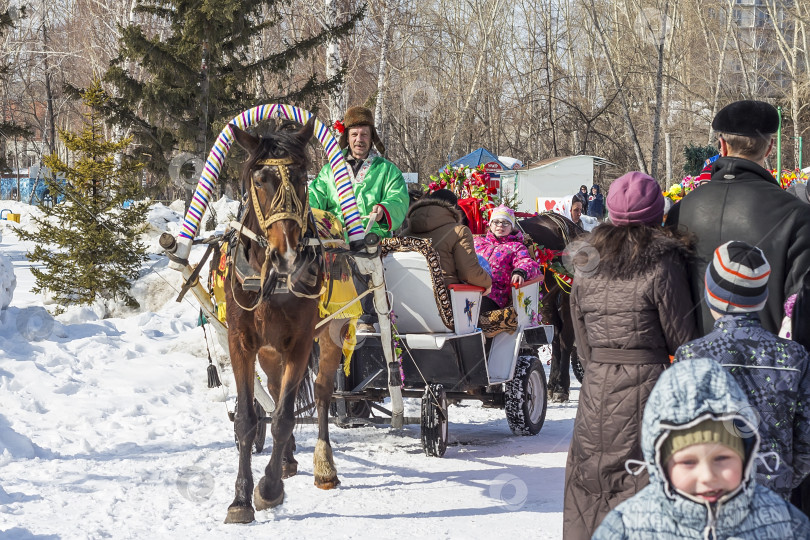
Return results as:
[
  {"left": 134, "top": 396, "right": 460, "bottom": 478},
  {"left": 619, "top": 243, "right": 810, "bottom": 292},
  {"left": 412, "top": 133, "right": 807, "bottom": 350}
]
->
[{"left": 606, "top": 171, "right": 665, "bottom": 226}]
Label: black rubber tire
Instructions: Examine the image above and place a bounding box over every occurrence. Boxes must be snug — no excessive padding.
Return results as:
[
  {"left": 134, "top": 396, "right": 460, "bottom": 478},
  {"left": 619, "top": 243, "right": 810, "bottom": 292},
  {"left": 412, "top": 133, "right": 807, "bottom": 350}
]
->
[
  {"left": 505, "top": 355, "right": 548, "bottom": 435},
  {"left": 571, "top": 349, "right": 584, "bottom": 384},
  {"left": 421, "top": 384, "right": 448, "bottom": 457},
  {"left": 233, "top": 398, "right": 267, "bottom": 454}
]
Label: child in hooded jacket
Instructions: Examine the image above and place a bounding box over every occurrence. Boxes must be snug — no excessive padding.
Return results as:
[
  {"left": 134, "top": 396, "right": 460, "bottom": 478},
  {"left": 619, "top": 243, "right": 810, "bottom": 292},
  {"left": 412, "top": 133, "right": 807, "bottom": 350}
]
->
[
  {"left": 593, "top": 358, "right": 810, "bottom": 539},
  {"left": 473, "top": 205, "right": 540, "bottom": 312}
]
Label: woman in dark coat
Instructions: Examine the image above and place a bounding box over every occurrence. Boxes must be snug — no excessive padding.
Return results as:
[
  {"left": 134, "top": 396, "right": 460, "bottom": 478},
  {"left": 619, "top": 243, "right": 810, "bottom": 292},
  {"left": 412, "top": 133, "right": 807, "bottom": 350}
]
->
[
  {"left": 575, "top": 184, "right": 589, "bottom": 214},
  {"left": 563, "top": 172, "right": 698, "bottom": 539}
]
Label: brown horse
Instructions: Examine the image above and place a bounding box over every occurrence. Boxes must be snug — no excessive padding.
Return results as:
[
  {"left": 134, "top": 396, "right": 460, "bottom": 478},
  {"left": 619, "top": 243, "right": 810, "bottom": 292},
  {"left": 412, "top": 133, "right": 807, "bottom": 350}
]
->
[
  {"left": 224, "top": 120, "right": 348, "bottom": 523},
  {"left": 517, "top": 212, "right": 584, "bottom": 401}
]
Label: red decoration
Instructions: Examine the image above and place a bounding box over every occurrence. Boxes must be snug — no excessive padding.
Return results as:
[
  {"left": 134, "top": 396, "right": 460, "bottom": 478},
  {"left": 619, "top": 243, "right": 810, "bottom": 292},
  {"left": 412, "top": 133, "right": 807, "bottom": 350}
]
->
[
  {"left": 428, "top": 164, "right": 498, "bottom": 229},
  {"left": 333, "top": 120, "right": 345, "bottom": 134},
  {"left": 458, "top": 197, "right": 485, "bottom": 234},
  {"left": 535, "top": 248, "right": 558, "bottom": 266}
]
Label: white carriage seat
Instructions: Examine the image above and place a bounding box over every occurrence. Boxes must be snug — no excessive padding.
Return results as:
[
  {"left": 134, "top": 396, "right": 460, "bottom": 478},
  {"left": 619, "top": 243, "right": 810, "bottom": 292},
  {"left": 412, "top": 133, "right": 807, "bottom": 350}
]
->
[{"left": 380, "top": 237, "right": 483, "bottom": 335}]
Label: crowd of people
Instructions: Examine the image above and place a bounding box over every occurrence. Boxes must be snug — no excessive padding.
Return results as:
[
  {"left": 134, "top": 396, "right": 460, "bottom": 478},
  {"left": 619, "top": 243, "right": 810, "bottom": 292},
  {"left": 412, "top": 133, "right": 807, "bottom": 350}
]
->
[{"left": 308, "top": 101, "right": 810, "bottom": 539}]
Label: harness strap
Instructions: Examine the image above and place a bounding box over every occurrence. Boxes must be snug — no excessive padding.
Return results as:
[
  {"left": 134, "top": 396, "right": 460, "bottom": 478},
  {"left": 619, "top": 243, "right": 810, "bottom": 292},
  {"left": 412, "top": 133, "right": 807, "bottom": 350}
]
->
[
  {"left": 228, "top": 220, "right": 265, "bottom": 247},
  {"left": 538, "top": 211, "right": 572, "bottom": 246}
]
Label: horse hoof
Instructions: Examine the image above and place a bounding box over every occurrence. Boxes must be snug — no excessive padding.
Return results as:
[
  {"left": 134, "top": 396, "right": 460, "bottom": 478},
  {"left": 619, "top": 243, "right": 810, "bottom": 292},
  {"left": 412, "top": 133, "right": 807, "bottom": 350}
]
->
[
  {"left": 551, "top": 392, "right": 569, "bottom": 403},
  {"left": 254, "top": 484, "right": 284, "bottom": 511},
  {"left": 282, "top": 461, "right": 298, "bottom": 479},
  {"left": 224, "top": 505, "right": 255, "bottom": 524},
  {"left": 315, "top": 477, "right": 341, "bottom": 490}
]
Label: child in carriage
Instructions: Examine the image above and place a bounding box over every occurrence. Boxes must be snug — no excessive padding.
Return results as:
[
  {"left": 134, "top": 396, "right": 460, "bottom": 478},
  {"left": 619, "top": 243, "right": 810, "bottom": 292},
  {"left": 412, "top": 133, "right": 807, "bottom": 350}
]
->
[{"left": 474, "top": 205, "right": 541, "bottom": 314}]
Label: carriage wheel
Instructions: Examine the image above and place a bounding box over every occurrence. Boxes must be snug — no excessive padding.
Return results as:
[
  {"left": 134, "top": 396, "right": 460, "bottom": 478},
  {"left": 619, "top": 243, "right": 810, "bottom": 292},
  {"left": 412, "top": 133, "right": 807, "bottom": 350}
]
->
[
  {"left": 505, "top": 355, "right": 547, "bottom": 435},
  {"left": 571, "top": 350, "right": 584, "bottom": 384},
  {"left": 253, "top": 400, "right": 267, "bottom": 453},
  {"left": 330, "top": 399, "right": 372, "bottom": 428},
  {"left": 232, "top": 398, "right": 267, "bottom": 454},
  {"left": 421, "top": 384, "right": 448, "bottom": 457}
]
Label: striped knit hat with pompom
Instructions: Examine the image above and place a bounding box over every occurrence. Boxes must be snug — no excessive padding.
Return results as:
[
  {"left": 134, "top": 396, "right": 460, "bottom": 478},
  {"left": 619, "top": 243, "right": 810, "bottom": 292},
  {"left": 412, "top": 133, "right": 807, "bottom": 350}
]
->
[{"left": 705, "top": 241, "right": 770, "bottom": 314}]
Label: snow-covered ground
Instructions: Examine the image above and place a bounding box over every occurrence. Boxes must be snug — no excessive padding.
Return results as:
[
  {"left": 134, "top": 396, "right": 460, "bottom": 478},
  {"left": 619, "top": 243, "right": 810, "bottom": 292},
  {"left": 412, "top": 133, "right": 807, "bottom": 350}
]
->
[{"left": 0, "top": 199, "right": 578, "bottom": 539}]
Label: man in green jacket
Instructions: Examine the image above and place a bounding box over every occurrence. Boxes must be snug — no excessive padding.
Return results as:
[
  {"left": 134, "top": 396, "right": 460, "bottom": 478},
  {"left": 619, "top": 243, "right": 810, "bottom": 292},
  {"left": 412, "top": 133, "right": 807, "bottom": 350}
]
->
[{"left": 309, "top": 106, "right": 409, "bottom": 239}]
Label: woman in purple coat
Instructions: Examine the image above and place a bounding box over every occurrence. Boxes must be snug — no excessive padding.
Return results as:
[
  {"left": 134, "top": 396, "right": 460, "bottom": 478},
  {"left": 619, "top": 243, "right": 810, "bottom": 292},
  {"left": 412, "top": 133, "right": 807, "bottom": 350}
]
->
[{"left": 474, "top": 205, "right": 541, "bottom": 312}]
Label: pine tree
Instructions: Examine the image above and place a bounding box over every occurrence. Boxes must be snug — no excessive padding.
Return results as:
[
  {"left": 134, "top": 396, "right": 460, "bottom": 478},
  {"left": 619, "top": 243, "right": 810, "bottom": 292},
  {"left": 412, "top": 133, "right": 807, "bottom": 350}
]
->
[
  {"left": 0, "top": 6, "right": 31, "bottom": 173},
  {"left": 683, "top": 143, "right": 719, "bottom": 177},
  {"left": 16, "top": 78, "right": 149, "bottom": 310},
  {"left": 102, "top": 0, "right": 364, "bottom": 182}
]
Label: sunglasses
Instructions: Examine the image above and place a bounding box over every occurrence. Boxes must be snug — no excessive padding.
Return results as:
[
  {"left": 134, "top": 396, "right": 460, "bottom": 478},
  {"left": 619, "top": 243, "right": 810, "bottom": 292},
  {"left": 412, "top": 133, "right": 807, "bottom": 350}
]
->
[{"left": 490, "top": 220, "right": 512, "bottom": 227}]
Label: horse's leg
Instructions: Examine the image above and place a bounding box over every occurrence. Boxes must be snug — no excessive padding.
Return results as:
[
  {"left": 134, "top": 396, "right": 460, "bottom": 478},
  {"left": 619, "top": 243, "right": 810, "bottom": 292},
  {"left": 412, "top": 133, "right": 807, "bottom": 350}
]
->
[
  {"left": 557, "top": 293, "right": 575, "bottom": 399},
  {"left": 548, "top": 332, "right": 561, "bottom": 397},
  {"left": 225, "top": 333, "right": 259, "bottom": 524},
  {"left": 310, "top": 320, "right": 345, "bottom": 489},
  {"left": 258, "top": 348, "right": 298, "bottom": 478},
  {"left": 254, "top": 341, "right": 311, "bottom": 511},
  {"left": 546, "top": 289, "right": 564, "bottom": 398}
]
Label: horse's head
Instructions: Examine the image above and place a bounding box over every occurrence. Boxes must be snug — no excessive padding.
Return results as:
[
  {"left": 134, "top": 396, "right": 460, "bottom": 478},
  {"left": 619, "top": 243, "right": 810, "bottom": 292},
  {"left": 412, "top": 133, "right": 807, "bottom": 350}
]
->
[{"left": 231, "top": 119, "right": 315, "bottom": 274}]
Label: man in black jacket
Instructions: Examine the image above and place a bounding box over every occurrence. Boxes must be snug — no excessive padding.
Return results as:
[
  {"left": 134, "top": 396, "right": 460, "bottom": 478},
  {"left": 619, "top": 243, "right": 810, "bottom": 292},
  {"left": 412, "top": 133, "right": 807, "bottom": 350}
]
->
[{"left": 667, "top": 100, "right": 810, "bottom": 336}]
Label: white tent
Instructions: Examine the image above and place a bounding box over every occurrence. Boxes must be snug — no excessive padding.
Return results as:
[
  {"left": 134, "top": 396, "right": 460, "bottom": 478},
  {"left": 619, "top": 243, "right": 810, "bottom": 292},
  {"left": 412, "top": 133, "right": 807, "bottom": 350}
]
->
[{"left": 505, "top": 155, "right": 612, "bottom": 214}]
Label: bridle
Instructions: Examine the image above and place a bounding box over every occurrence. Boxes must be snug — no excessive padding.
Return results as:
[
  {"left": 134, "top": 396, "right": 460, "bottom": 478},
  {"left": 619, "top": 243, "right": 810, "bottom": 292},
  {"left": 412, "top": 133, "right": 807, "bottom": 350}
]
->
[{"left": 250, "top": 156, "right": 309, "bottom": 231}]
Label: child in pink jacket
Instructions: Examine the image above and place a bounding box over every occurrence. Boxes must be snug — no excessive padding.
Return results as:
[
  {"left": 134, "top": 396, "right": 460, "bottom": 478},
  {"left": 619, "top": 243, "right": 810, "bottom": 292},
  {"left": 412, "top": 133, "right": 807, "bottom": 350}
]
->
[{"left": 474, "top": 205, "right": 541, "bottom": 312}]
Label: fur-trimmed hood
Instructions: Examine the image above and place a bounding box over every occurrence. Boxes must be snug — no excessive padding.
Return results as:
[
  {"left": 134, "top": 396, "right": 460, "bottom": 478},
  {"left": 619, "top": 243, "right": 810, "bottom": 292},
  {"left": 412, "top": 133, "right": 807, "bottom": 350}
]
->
[
  {"left": 581, "top": 224, "right": 694, "bottom": 280},
  {"left": 404, "top": 197, "right": 463, "bottom": 234}
]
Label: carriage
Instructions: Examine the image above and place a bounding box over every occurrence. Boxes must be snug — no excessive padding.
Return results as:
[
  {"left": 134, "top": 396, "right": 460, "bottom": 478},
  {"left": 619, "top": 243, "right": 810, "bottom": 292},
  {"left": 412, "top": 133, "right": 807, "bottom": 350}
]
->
[{"left": 328, "top": 236, "right": 553, "bottom": 456}]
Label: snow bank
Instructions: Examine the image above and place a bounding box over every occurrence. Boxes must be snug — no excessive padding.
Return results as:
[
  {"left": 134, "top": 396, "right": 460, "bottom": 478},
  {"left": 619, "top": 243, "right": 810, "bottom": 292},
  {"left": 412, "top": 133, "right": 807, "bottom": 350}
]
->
[{"left": 0, "top": 252, "right": 15, "bottom": 309}]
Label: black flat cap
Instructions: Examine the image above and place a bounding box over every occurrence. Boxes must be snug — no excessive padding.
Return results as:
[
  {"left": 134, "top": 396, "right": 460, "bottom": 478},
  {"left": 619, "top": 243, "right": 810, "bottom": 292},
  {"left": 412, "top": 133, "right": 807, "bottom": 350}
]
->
[{"left": 712, "top": 100, "right": 779, "bottom": 138}]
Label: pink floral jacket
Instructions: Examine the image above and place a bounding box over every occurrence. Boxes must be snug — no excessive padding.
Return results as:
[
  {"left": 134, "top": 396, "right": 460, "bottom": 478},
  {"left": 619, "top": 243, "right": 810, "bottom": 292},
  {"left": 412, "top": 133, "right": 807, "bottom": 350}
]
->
[{"left": 474, "top": 230, "right": 541, "bottom": 309}]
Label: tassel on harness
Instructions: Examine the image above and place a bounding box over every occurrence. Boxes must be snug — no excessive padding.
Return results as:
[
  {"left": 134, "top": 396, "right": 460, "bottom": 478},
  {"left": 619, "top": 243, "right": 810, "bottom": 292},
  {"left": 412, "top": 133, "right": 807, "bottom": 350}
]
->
[
  {"left": 207, "top": 362, "right": 222, "bottom": 389},
  {"left": 199, "top": 308, "right": 222, "bottom": 388}
]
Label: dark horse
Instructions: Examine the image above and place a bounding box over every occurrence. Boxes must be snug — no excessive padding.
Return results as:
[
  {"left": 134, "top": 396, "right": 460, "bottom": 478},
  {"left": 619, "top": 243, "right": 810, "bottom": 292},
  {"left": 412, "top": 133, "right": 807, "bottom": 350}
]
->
[
  {"left": 517, "top": 212, "right": 584, "bottom": 401},
  {"left": 224, "top": 119, "right": 348, "bottom": 523}
]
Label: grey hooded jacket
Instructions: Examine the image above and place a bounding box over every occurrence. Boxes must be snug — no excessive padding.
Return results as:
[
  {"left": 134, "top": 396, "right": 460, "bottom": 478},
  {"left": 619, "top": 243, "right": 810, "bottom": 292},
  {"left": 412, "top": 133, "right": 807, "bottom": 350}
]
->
[{"left": 593, "top": 358, "right": 810, "bottom": 540}]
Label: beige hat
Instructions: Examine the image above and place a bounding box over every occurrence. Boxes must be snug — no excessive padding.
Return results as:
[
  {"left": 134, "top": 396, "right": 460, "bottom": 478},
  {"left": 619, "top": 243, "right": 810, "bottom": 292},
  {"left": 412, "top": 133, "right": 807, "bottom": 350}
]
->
[{"left": 661, "top": 419, "right": 745, "bottom": 465}]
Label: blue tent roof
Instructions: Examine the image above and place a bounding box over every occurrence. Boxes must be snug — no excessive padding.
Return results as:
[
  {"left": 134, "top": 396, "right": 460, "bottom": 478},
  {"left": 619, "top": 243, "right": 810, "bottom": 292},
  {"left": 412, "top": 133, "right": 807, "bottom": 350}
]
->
[{"left": 449, "top": 148, "right": 508, "bottom": 171}]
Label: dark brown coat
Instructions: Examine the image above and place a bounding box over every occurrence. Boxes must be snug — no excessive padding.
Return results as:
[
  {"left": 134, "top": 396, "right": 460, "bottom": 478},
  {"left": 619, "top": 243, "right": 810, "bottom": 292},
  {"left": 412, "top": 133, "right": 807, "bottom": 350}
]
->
[
  {"left": 401, "top": 198, "right": 492, "bottom": 291},
  {"left": 563, "top": 224, "right": 698, "bottom": 540}
]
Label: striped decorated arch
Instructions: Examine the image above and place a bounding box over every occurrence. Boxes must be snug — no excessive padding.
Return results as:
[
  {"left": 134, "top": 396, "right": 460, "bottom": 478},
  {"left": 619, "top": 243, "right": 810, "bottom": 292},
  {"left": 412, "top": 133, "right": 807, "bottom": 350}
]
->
[{"left": 177, "top": 104, "right": 364, "bottom": 249}]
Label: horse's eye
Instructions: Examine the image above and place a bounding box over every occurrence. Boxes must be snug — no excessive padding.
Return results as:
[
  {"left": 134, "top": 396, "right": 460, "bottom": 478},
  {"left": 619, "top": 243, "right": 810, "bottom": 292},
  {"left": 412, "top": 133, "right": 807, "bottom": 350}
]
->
[{"left": 252, "top": 170, "right": 264, "bottom": 184}]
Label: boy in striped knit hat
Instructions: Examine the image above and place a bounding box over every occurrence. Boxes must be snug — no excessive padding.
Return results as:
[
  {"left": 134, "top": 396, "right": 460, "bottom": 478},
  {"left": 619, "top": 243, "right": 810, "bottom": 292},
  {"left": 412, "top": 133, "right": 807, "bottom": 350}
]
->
[{"left": 675, "top": 240, "right": 810, "bottom": 501}]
